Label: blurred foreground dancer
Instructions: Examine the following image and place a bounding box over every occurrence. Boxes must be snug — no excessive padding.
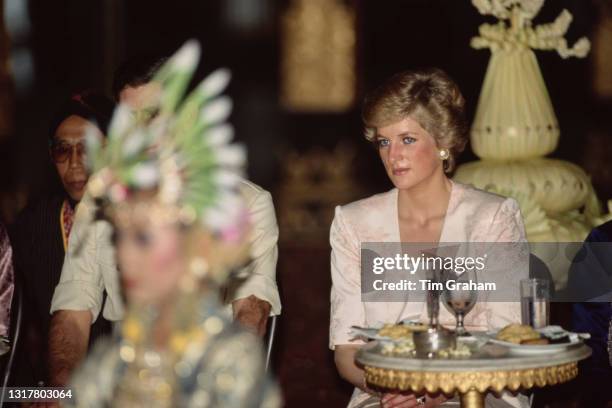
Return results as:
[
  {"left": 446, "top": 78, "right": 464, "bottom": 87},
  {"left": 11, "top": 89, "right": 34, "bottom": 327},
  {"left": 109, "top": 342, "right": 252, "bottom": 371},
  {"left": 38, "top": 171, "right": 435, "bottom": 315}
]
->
[
  {"left": 49, "top": 55, "right": 280, "bottom": 387},
  {"left": 10, "top": 92, "right": 114, "bottom": 387},
  {"left": 330, "top": 69, "right": 529, "bottom": 408},
  {"left": 66, "top": 41, "right": 280, "bottom": 407}
]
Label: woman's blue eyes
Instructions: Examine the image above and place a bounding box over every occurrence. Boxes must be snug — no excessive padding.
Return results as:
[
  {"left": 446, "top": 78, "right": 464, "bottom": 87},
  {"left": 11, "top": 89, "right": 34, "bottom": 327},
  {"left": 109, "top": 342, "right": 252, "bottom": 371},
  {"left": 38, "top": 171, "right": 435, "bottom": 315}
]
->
[{"left": 376, "top": 137, "right": 416, "bottom": 147}]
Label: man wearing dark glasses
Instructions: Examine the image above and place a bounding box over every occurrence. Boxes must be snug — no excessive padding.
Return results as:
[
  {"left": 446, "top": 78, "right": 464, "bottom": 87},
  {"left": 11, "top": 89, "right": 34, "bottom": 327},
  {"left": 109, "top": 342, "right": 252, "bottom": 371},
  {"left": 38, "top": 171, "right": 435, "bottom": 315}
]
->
[
  {"left": 48, "top": 95, "right": 112, "bottom": 202},
  {"left": 9, "top": 92, "right": 114, "bottom": 389}
]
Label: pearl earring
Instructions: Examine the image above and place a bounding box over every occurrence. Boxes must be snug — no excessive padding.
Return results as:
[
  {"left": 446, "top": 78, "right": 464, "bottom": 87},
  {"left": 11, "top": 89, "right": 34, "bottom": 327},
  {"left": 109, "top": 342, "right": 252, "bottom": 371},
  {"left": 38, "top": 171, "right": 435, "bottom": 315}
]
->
[{"left": 439, "top": 149, "right": 450, "bottom": 160}]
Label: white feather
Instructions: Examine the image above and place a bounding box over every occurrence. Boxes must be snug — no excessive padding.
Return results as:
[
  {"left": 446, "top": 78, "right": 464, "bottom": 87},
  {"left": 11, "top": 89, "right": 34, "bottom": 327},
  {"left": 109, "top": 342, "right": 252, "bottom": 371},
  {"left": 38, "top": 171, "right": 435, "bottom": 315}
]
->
[
  {"left": 205, "top": 124, "right": 234, "bottom": 146},
  {"left": 198, "top": 68, "right": 232, "bottom": 98},
  {"left": 171, "top": 40, "right": 201, "bottom": 72},
  {"left": 108, "top": 104, "right": 132, "bottom": 138},
  {"left": 212, "top": 169, "right": 241, "bottom": 187},
  {"left": 200, "top": 97, "right": 233, "bottom": 125},
  {"left": 122, "top": 130, "right": 147, "bottom": 157},
  {"left": 203, "top": 205, "right": 227, "bottom": 230},
  {"left": 84, "top": 126, "right": 100, "bottom": 149},
  {"left": 133, "top": 163, "right": 159, "bottom": 188},
  {"left": 213, "top": 144, "right": 246, "bottom": 167}
]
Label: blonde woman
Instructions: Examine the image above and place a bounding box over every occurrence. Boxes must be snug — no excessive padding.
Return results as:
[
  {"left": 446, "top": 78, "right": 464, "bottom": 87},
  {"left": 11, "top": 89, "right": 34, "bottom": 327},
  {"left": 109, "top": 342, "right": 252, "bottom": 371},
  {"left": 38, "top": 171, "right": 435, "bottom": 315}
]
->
[{"left": 330, "top": 68, "right": 529, "bottom": 408}]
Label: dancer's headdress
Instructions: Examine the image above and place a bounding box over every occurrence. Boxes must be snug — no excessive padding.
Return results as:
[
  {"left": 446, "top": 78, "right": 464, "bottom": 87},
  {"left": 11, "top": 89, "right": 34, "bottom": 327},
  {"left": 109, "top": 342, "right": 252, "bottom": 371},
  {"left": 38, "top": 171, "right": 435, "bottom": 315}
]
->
[{"left": 86, "top": 40, "right": 249, "bottom": 283}]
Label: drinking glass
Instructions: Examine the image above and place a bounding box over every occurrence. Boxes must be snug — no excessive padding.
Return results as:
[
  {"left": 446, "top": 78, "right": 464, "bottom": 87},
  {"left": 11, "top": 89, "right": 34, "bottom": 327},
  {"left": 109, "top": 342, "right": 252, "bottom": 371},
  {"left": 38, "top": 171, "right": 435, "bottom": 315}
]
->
[
  {"left": 441, "top": 268, "right": 478, "bottom": 336},
  {"left": 520, "top": 278, "right": 550, "bottom": 328},
  {"left": 425, "top": 268, "right": 442, "bottom": 329}
]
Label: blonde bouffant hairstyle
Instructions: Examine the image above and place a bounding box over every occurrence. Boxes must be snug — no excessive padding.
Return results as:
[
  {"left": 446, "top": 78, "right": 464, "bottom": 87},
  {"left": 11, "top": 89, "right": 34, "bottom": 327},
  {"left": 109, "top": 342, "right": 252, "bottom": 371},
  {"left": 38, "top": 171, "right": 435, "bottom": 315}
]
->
[{"left": 362, "top": 68, "right": 468, "bottom": 173}]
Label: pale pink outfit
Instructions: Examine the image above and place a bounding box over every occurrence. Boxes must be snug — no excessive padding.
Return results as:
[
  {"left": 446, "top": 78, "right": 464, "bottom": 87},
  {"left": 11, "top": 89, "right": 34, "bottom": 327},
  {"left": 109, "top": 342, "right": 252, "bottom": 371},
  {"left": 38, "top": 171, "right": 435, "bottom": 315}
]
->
[{"left": 329, "top": 181, "right": 529, "bottom": 408}]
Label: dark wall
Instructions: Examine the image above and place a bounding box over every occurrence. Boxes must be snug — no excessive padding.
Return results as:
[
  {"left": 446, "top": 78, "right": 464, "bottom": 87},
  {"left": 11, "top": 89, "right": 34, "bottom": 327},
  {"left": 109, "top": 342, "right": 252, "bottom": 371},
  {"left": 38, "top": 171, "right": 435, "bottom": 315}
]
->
[{"left": 4, "top": 0, "right": 609, "bottom": 212}]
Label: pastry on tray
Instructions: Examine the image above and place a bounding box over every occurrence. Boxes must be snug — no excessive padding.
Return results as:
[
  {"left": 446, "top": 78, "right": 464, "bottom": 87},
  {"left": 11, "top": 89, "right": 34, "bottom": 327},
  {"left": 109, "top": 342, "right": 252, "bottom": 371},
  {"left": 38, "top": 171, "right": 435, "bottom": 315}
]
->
[
  {"left": 496, "top": 323, "right": 541, "bottom": 344},
  {"left": 377, "top": 322, "right": 428, "bottom": 339}
]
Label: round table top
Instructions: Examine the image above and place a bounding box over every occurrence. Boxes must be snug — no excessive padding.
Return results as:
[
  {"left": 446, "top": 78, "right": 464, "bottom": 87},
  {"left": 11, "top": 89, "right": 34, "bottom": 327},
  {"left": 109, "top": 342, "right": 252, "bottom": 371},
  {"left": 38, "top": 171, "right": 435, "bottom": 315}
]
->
[
  {"left": 357, "top": 335, "right": 592, "bottom": 399},
  {"left": 356, "top": 340, "right": 592, "bottom": 372}
]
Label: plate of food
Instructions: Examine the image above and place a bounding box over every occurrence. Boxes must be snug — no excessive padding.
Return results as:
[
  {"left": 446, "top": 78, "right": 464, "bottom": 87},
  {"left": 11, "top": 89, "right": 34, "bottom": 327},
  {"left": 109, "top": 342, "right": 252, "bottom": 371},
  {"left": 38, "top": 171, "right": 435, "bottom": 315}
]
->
[
  {"left": 349, "top": 321, "right": 428, "bottom": 343},
  {"left": 350, "top": 322, "right": 476, "bottom": 358},
  {"left": 486, "top": 324, "right": 588, "bottom": 354}
]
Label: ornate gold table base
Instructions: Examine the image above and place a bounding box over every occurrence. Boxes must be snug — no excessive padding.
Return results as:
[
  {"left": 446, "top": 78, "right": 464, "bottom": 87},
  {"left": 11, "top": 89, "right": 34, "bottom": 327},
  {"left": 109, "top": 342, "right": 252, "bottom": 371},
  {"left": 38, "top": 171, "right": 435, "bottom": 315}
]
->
[{"left": 364, "top": 362, "right": 578, "bottom": 408}]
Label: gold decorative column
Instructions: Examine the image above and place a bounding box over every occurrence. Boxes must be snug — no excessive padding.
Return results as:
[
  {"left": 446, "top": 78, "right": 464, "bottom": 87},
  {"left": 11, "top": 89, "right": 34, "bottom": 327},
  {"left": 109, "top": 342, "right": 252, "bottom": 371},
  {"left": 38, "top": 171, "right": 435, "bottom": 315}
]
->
[{"left": 280, "top": 0, "right": 356, "bottom": 112}]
